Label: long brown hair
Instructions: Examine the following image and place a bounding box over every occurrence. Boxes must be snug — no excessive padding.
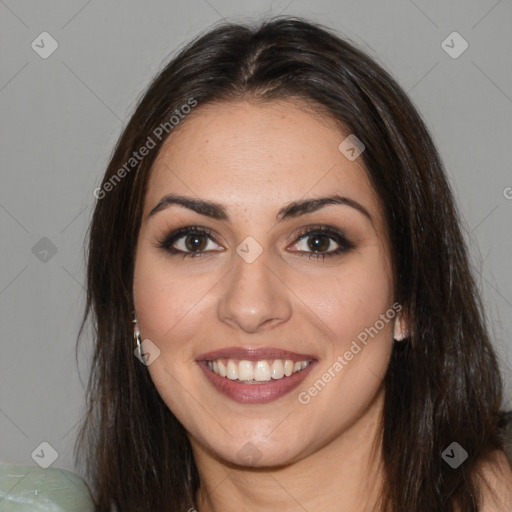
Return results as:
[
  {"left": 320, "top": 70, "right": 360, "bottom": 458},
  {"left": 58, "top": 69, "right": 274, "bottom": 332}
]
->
[{"left": 76, "top": 16, "right": 509, "bottom": 511}]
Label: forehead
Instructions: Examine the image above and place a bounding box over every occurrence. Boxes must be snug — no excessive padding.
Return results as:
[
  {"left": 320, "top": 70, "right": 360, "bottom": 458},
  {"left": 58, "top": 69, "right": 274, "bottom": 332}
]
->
[{"left": 144, "top": 99, "right": 381, "bottom": 223}]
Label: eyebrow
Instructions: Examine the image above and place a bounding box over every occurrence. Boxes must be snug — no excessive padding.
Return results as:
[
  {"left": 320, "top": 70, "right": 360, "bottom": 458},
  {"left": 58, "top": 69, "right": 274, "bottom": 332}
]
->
[{"left": 147, "top": 193, "right": 372, "bottom": 223}]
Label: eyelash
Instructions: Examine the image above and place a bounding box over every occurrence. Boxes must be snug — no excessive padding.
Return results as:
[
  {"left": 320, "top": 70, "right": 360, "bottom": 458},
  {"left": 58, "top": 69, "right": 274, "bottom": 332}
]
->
[{"left": 156, "top": 225, "right": 355, "bottom": 261}]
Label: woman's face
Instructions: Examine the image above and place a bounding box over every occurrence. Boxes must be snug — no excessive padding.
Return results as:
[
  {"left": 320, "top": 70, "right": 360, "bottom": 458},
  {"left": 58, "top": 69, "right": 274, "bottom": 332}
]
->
[{"left": 133, "top": 99, "right": 397, "bottom": 467}]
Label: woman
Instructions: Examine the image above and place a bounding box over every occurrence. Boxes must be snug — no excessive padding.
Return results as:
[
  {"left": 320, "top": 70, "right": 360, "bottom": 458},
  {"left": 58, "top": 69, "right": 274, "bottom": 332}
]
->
[{"left": 76, "top": 16, "right": 512, "bottom": 511}]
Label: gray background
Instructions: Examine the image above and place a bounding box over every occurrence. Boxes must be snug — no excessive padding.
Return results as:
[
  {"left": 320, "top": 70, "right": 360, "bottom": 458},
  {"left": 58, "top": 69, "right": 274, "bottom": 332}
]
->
[{"left": 1, "top": 0, "right": 511, "bottom": 483}]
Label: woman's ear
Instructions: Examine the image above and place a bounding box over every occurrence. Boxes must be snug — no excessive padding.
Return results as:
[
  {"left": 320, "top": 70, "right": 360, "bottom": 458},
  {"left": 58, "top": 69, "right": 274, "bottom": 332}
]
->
[{"left": 393, "top": 313, "right": 409, "bottom": 342}]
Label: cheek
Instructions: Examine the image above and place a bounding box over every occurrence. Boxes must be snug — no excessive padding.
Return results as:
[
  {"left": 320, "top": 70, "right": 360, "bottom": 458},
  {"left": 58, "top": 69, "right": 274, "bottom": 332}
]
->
[
  {"left": 132, "top": 249, "right": 208, "bottom": 418},
  {"left": 298, "top": 251, "right": 395, "bottom": 414},
  {"left": 133, "top": 247, "right": 212, "bottom": 344},
  {"left": 295, "top": 250, "right": 394, "bottom": 350}
]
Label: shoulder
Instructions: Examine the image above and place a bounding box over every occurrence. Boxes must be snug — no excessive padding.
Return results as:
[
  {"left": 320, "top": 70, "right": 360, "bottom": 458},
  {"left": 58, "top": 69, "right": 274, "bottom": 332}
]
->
[{"left": 476, "top": 449, "right": 512, "bottom": 511}]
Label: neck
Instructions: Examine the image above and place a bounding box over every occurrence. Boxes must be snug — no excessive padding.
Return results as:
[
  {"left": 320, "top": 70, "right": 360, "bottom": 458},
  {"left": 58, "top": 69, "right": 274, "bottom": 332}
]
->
[{"left": 192, "top": 385, "right": 386, "bottom": 512}]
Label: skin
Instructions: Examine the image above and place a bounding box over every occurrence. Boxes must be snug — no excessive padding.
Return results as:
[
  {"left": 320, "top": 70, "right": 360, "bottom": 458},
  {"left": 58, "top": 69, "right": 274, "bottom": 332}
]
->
[{"left": 132, "top": 99, "right": 512, "bottom": 511}]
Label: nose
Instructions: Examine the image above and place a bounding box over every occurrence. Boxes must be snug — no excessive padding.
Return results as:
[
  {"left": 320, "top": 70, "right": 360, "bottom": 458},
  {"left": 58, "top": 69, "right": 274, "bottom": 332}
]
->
[{"left": 217, "top": 250, "right": 293, "bottom": 334}]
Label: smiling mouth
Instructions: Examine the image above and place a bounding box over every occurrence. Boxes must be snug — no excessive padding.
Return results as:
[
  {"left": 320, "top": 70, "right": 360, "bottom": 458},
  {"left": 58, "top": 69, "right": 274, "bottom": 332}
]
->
[
  {"left": 205, "top": 358, "right": 313, "bottom": 383},
  {"left": 196, "top": 346, "right": 317, "bottom": 403}
]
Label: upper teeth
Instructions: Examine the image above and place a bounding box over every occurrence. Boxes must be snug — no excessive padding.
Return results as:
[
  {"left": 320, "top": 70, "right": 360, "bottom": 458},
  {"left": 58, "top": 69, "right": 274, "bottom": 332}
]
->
[{"left": 207, "top": 359, "right": 311, "bottom": 382}]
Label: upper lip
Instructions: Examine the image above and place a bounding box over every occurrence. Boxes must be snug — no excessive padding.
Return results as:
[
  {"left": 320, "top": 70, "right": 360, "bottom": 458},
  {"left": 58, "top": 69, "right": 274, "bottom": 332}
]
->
[{"left": 196, "top": 346, "right": 317, "bottom": 362}]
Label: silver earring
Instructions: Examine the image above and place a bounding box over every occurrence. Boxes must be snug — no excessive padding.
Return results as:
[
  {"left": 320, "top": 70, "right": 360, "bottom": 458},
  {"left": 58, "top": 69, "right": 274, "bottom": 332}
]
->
[
  {"left": 133, "top": 315, "right": 142, "bottom": 357},
  {"left": 393, "top": 316, "right": 408, "bottom": 342}
]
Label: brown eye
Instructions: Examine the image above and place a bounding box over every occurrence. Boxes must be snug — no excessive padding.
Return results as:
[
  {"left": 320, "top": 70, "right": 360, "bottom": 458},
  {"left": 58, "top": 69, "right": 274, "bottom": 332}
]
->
[
  {"left": 305, "top": 233, "right": 332, "bottom": 252},
  {"left": 289, "top": 226, "right": 355, "bottom": 260},
  {"left": 157, "top": 226, "right": 223, "bottom": 258},
  {"left": 184, "top": 234, "right": 208, "bottom": 252}
]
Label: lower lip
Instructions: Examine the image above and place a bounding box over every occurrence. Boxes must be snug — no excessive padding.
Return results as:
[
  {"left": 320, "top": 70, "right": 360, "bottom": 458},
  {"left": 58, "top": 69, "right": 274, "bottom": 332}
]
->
[{"left": 197, "top": 361, "right": 317, "bottom": 404}]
